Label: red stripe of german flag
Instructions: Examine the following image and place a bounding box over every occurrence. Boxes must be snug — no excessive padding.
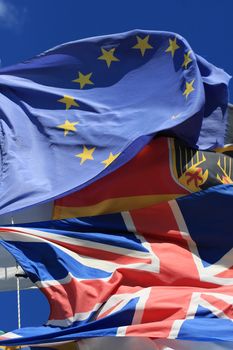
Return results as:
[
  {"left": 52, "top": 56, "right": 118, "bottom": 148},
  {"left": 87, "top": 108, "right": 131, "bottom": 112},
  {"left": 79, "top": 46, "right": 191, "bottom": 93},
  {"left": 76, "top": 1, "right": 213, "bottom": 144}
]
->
[{"left": 53, "top": 137, "right": 188, "bottom": 219}]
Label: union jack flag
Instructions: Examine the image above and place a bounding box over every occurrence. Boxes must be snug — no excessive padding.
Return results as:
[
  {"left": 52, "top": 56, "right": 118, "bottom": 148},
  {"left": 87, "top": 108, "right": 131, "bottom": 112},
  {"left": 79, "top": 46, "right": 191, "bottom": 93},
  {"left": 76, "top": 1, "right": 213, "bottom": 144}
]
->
[{"left": 0, "top": 184, "right": 232, "bottom": 346}]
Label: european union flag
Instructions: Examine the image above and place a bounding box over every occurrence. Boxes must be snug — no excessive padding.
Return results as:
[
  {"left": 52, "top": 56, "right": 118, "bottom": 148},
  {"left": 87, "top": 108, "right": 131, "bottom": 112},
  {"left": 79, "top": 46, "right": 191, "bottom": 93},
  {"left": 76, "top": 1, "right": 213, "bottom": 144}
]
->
[{"left": 0, "top": 30, "right": 230, "bottom": 215}]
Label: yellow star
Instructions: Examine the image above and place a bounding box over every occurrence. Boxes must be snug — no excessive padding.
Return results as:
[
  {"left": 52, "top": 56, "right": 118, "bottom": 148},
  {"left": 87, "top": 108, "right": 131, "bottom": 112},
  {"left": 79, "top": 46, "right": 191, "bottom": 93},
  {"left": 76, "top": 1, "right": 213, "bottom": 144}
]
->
[
  {"left": 58, "top": 95, "right": 79, "bottom": 110},
  {"left": 98, "top": 48, "right": 119, "bottom": 68},
  {"left": 132, "top": 35, "right": 153, "bottom": 56},
  {"left": 72, "top": 72, "right": 94, "bottom": 89},
  {"left": 165, "top": 37, "right": 180, "bottom": 58},
  {"left": 57, "top": 120, "right": 79, "bottom": 136},
  {"left": 101, "top": 152, "right": 120, "bottom": 168},
  {"left": 75, "top": 145, "right": 96, "bottom": 165},
  {"left": 182, "top": 50, "right": 192, "bottom": 69},
  {"left": 183, "top": 79, "right": 195, "bottom": 99}
]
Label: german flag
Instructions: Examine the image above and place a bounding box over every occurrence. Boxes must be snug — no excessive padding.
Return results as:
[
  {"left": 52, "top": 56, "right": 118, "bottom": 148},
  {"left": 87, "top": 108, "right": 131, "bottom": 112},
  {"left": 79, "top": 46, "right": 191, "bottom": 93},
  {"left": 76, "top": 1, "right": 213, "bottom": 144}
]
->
[{"left": 53, "top": 137, "right": 233, "bottom": 219}]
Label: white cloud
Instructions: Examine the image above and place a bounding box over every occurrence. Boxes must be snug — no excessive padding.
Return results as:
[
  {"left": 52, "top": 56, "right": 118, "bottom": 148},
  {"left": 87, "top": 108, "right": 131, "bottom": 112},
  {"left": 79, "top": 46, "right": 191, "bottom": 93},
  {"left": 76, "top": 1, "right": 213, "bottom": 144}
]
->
[{"left": 0, "top": 0, "right": 27, "bottom": 30}]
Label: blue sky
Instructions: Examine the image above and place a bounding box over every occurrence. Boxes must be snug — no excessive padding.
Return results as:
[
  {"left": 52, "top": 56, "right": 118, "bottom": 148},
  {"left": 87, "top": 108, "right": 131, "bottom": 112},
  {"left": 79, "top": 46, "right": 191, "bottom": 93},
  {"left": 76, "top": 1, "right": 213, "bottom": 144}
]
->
[
  {"left": 0, "top": 0, "right": 232, "bottom": 99},
  {"left": 0, "top": 289, "right": 49, "bottom": 331},
  {"left": 0, "top": 0, "right": 232, "bottom": 332}
]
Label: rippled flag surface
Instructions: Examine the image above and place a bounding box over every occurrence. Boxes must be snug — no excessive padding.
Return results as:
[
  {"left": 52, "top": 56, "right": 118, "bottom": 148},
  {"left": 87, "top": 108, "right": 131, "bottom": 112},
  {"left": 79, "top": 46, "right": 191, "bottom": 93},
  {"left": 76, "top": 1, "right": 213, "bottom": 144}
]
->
[
  {"left": 0, "top": 30, "right": 230, "bottom": 216},
  {"left": 53, "top": 137, "right": 233, "bottom": 219},
  {"left": 0, "top": 184, "right": 233, "bottom": 346}
]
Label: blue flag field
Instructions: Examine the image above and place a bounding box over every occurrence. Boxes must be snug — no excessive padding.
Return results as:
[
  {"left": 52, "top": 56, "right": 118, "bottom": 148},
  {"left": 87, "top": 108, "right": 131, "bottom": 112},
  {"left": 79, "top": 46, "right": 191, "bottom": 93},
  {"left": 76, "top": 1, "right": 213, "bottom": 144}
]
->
[{"left": 0, "top": 30, "right": 230, "bottom": 216}]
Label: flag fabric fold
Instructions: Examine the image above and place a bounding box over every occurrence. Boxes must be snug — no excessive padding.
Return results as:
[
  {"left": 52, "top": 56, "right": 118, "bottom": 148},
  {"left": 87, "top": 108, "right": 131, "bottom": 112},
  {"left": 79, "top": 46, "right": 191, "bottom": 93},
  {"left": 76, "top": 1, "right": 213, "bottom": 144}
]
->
[
  {"left": 65, "top": 337, "right": 233, "bottom": 350},
  {"left": 24, "top": 337, "right": 233, "bottom": 350},
  {"left": 0, "top": 30, "right": 230, "bottom": 216},
  {"left": 0, "top": 184, "right": 232, "bottom": 346},
  {"left": 53, "top": 136, "right": 233, "bottom": 219}
]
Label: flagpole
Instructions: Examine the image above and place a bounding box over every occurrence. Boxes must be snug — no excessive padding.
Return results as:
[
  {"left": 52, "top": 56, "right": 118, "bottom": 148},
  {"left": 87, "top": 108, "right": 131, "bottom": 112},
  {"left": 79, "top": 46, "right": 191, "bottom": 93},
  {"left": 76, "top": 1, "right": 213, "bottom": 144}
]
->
[
  {"left": 11, "top": 215, "right": 21, "bottom": 329},
  {"left": 16, "top": 264, "right": 21, "bottom": 329}
]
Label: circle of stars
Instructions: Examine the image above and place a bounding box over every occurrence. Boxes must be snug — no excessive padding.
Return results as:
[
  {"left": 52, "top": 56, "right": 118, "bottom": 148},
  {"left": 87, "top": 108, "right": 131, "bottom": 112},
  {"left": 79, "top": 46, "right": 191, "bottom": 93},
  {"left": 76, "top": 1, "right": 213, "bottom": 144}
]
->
[{"left": 54, "top": 33, "right": 196, "bottom": 171}]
